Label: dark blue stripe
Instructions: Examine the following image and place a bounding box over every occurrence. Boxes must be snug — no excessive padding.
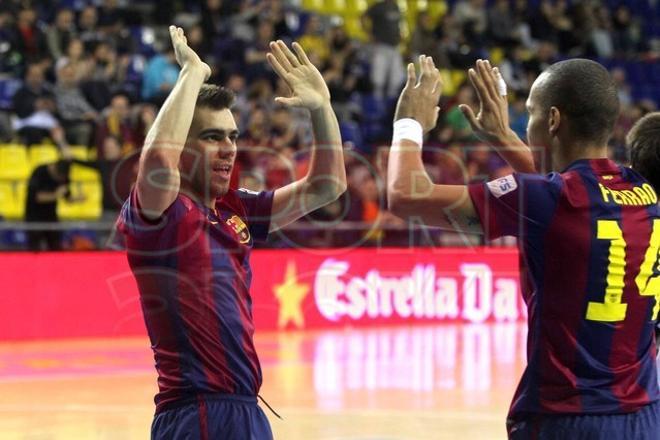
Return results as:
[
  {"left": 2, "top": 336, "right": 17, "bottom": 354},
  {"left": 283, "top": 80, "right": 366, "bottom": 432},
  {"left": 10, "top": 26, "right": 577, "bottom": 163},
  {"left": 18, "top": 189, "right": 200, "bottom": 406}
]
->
[
  {"left": 209, "top": 227, "right": 257, "bottom": 395},
  {"left": 511, "top": 173, "right": 563, "bottom": 414}
]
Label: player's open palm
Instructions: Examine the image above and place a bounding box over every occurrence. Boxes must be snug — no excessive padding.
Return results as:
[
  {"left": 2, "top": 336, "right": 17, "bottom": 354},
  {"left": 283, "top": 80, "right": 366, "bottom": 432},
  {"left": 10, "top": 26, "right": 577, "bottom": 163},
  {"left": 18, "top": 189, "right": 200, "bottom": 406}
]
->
[
  {"left": 169, "top": 25, "right": 211, "bottom": 80},
  {"left": 394, "top": 55, "right": 442, "bottom": 133},
  {"left": 460, "top": 60, "right": 510, "bottom": 144},
  {"left": 267, "top": 40, "right": 330, "bottom": 110}
]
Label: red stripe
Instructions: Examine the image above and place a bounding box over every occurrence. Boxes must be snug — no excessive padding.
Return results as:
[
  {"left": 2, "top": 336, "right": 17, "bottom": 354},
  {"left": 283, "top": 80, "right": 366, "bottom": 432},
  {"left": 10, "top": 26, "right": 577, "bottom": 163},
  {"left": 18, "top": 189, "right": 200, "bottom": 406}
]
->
[
  {"left": 197, "top": 396, "right": 209, "bottom": 440},
  {"left": 468, "top": 183, "right": 503, "bottom": 240},
  {"left": 537, "top": 171, "right": 591, "bottom": 412}
]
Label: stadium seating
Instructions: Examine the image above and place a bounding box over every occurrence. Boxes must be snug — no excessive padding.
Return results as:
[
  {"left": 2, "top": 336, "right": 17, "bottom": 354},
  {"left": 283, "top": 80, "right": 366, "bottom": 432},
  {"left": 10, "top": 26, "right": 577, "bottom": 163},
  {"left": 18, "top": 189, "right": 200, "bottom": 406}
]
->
[
  {"left": 0, "top": 180, "right": 27, "bottom": 220},
  {"left": 57, "top": 179, "right": 103, "bottom": 221},
  {"left": 28, "top": 144, "right": 60, "bottom": 170},
  {"left": 0, "top": 144, "right": 30, "bottom": 180},
  {"left": 0, "top": 143, "right": 102, "bottom": 221}
]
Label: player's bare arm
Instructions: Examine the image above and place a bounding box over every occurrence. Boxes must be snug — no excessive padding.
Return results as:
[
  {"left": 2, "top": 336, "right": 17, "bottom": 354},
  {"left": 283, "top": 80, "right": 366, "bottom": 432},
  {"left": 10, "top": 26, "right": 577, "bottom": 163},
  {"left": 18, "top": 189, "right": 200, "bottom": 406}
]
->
[
  {"left": 460, "top": 59, "right": 537, "bottom": 173},
  {"left": 266, "top": 40, "right": 347, "bottom": 232},
  {"left": 136, "top": 26, "right": 212, "bottom": 219},
  {"left": 387, "top": 55, "right": 481, "bottom": 234}
]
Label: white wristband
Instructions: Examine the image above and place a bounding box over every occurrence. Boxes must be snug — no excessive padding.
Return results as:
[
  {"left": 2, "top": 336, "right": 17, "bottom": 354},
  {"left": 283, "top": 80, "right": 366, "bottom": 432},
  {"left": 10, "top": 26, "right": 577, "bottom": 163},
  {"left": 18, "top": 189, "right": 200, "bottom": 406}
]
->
[{"left": 392, "top": 118, "right": 423, "bottom": 149}]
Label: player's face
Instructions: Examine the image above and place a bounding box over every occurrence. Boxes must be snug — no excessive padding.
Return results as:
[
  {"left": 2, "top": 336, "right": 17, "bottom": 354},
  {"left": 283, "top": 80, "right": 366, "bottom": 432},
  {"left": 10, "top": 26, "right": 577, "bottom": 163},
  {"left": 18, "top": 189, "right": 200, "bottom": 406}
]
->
[{"left": 183, "top": 107, "right": 238, "bottom": 201}]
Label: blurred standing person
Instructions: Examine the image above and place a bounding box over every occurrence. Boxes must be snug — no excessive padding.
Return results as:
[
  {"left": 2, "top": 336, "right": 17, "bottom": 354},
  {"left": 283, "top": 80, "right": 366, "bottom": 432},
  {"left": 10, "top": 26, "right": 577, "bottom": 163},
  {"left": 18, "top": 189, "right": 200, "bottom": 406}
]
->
[
  {"left": 363, "top": 0, "right": 405, "bottom": 98},
  {"left": 45, "top": 8, "right": 75, "bottom": 61},
  {"left": 54, "top": 61, "right": 98, "bottom": 146},
  {"left": 25, "top": 160, "right": 80, "bottom": 251}
]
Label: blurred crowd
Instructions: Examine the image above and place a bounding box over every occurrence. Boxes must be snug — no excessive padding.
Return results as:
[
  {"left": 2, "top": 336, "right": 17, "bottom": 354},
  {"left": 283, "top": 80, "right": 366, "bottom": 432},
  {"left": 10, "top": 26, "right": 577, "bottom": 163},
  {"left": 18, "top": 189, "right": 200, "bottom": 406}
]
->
[{"left": 0, "top": 0, "right": 658, "bottom": 248}]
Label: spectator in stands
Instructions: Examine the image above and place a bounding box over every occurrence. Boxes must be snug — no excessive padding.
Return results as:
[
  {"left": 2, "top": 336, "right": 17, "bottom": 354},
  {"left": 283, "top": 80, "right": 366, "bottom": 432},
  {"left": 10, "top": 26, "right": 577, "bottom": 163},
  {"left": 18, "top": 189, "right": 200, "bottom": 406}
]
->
[
  {"left": 299, "top": 15, "right": 329, "bottom": 65},
  {"left": 262, "top": 0, "right": 295, "bottom": 40},
  {"left": 589, "top": 4, "right": 614, "bottom": 58},
  {"left": 83, "top": 41, "right": 127, "bottom": 110},
  {"left": 95, "top": 92, "right": 138, "bottom": 158},
  {"left": 72, "top": 135, "right": 138, "bottom": 214},
  {"left": 363, "top": 0, "right": 405, "bottom": 98},
  {"left": 77, "top": 5, "right": 102, "bottom": 48},
  {"left": 270, "top": 106, "right": 305, "bottom": 151},
  {"left": 12, "top": 63, "right": 69, "bottom": 150},
  {"left": 488, "top": 0, "right": 519, "bottom": 48},
  {"left": 508, "top": 96, "right": 529, "bottom": 142},
  {"left": 54, "top": 61, "right": 98, "bottom": 146},
  {"left": 443, "top": 83, "right": 477, "bottom": 141},
  {"left": 200, "top": 0, "right": 233, "bottom": 42},
  {"left": 498, "top": 45, "right": 531, "bottom": 95},
  {"left": 0, "top": 9, "right": 22, "bottom": 75},
  {"left": 612, "top": 5, "right": 641, "bottom": 57},
  {"left": 140, "top": 46, "right": 180, "bottom": 105},
  {"left": 186, "top": 23, "right": 212, "bottom": 63},
  {"left": 15, "top": 5, "right": 48, "bottom": 64},
  {"left": 244, "top": 19, "right": 276, "bottom": 81},
  {"left": 409, "top": 11, "right": 451, "bottom": 68},
  {"left": 55, "top": 38, "right": 91, "bottom": 81},
  {"left": 25, "top": 159, "right": 79, "bottom": 250},
  {"left": 97, "top": 0, "right": 123, "bottom": 34},
  {"left": 453, "top": 0, "right": 487, "bottom": 47},
  {"left": 46, "top": 8, "right": 75, "bottom": 61}
]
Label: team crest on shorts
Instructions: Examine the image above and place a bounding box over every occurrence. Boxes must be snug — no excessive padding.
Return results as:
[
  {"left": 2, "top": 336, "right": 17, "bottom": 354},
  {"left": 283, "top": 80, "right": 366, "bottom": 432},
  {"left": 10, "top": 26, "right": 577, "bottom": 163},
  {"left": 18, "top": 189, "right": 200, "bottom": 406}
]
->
[{"left": 226, "top": 215, "right": 251, "bottom": 243}]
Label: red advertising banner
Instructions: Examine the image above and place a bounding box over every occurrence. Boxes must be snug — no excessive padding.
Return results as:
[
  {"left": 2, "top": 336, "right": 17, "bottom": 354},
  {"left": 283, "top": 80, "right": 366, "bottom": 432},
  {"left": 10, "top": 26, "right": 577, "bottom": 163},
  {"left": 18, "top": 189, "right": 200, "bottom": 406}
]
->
[{"left": 0, "top": 248, "right": 522, "bottom": 340}]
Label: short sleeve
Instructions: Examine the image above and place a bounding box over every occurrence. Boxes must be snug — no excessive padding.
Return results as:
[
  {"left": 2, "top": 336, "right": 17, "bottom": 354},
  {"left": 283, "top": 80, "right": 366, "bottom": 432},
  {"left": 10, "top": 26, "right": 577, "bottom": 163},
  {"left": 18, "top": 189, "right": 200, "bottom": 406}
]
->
[
  {"left": 468, "top": 173, "right": 563, "bottom": 240},
  {"left": 115, "top": 188, "right": 190, "bottom": 239},
  {"left": 236, "top": 188, "right": 274, "bottom": 242}
]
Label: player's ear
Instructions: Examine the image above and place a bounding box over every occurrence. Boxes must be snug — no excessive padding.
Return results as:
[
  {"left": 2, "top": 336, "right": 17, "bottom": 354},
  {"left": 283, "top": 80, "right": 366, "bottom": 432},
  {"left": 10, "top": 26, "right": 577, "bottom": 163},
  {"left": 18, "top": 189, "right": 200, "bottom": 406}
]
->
[{"left": 548, "top": 106, "right": 561, "bottom": 136}]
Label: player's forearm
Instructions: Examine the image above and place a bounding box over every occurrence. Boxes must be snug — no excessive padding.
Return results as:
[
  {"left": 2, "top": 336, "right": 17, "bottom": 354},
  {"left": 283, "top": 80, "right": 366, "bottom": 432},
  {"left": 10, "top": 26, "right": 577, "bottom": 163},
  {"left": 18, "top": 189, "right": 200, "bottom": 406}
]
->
[
  {"left": 304, "top": 102, "right": 347, "bottom": 205},
  {"left": 387, "top": 141, "right": 482, "bottom": 232},
  {"left": 490, "top": 129, "right": 536, "bottom": 173},
  {"left": 136, "top": 65, "right": 206, "bottom": 217},
  {"left": 141, "top": 65, "right": 206, "bottom": 163},
  {"left": 387, "top": 139, "right": 436, "bottom": 215}
]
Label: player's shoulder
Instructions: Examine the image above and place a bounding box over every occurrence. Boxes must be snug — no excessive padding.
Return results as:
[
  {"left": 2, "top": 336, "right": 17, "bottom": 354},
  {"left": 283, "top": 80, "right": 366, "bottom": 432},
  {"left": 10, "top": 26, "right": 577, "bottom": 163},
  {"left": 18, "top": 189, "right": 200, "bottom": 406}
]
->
[{"left": 485, "top": 172, "right": 563, "bottom": 198}]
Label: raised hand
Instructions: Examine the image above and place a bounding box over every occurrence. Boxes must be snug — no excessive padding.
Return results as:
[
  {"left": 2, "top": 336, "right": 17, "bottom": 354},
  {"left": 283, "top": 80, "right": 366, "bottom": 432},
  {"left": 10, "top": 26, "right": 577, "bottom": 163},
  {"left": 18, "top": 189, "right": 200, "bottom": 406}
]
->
[
  {"left": 460, "top": 59, "right": 536, "bottom": 173},
  {"left": 394, "top": 55, "right": 443, "bottom": 133},
  {"left": 459, "top": 59, "right": 512, "bottom": 144},
  {"left": 266, "top": 40, "right": 330, "bottom": 110},
  {"left": 169, "top": 25, "right": 211, "bottom": 80}
]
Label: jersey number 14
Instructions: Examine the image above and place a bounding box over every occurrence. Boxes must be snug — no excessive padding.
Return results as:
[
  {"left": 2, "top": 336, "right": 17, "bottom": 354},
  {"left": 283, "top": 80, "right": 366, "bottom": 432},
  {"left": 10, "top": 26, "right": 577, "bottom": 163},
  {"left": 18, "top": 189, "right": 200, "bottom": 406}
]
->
[{"left": 586, "top": 219, "right": 660, "bottom": 322}]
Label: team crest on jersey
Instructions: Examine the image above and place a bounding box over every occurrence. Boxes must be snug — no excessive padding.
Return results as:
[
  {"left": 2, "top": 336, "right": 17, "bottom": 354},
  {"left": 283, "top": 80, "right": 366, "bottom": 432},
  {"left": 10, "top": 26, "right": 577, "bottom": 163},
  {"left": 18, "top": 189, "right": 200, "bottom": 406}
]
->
[
  {"left": 226, "top": 215, "right": 251, "bottom": 243},
  {"left": 487, "top": 175, "right": 517, "bottom": 198}
]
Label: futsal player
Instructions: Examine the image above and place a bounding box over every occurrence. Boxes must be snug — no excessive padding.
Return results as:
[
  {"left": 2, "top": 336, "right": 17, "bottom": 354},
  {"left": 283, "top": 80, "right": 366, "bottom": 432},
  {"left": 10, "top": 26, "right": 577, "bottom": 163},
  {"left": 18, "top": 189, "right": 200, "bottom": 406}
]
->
[
  {"left": 115, "top": 27, "right": 346, "bottom": 439},
  {"left": 387, "top": 55, "right": 660, "bottom": 439}
]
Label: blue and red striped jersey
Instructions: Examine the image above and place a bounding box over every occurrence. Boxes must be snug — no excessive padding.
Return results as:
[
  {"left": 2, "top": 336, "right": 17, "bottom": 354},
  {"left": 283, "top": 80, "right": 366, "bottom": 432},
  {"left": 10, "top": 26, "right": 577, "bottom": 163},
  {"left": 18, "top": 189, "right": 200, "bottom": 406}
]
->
[
  {"left": 469, "top": 158, "right": 660, "bottom": 417},
  {"left": 116, "top": 188, "right": 273, "bottom": 413}
]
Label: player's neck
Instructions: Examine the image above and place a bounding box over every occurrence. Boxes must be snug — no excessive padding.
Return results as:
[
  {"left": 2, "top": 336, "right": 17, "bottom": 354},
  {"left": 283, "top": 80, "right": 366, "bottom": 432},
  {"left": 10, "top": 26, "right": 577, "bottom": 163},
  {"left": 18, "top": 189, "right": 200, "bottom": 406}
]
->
[
  {"left": 178, "top": 183, "right": 216, "bottom": 209},
  {"left": 554, "top": 143, "right": 609, "bottom": 171}
]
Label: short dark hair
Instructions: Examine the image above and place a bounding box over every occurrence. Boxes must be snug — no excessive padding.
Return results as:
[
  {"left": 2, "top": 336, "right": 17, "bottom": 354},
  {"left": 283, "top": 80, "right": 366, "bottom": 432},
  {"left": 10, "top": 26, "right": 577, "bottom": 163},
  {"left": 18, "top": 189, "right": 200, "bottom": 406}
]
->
[
  {"left": 536, "top": 59, "right": 620, "bottom": 145},
  {"left": 628, "top": 112, "right": 660, "bottom": 192},
  {"left": 196, "top": 84, "right": 235, "bottom": 111}
]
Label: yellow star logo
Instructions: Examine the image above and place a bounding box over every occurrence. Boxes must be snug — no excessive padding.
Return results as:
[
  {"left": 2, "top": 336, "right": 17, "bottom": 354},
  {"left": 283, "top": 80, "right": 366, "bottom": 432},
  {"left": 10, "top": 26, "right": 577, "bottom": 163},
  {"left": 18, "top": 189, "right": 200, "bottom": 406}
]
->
[{"left": 273, "top": 261, "right": 310, "bottom": 329}]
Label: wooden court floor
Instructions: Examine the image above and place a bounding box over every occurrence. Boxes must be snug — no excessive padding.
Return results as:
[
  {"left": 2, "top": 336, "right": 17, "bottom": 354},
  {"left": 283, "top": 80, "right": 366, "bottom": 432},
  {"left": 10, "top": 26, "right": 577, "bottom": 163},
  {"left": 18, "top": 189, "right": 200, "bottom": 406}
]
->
[{"left": 0, "top": 323, "right": 526, "bottom": 439}]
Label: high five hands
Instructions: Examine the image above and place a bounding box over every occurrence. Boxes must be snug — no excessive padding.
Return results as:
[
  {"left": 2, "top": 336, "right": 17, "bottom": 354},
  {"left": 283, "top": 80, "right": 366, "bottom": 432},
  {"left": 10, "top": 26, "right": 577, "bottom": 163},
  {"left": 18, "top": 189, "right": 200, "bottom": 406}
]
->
[
  {"left": 266, "top": 40, "right": 331, "bottom": 111},
  {"left": 394, "top": 55, "right": 443, "bottom": 133},
  {"left": 459, "top": 59, "right": 514, "bottom": 145},
  {"left": 169, "top": 25, "right": 212, "bottom": 81}
]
